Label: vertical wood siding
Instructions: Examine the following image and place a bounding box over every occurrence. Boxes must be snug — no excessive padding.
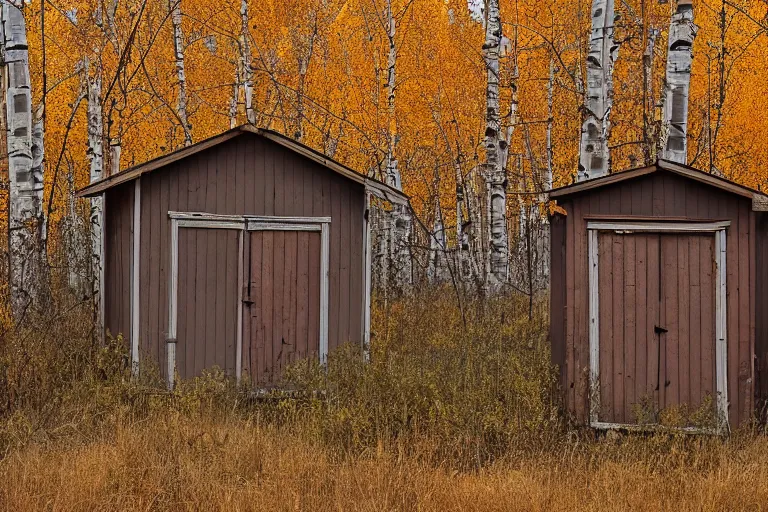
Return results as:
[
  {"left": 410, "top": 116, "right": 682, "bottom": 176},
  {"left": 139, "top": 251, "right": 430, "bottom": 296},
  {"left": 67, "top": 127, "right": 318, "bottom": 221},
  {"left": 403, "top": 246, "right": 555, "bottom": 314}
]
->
[
  {"left": 175, "top": 227, "right": 240, "bottom": 379},
  {"left": 129, "top": 132, "right": 364, "bottom": 381},
  {"left": 755, "top": 213, "right": 768, "bottom": 412},
  {"left": 556, "top": 171, "right": 756, "bottom": 426},
  {"left": 104, "top": 185, "right": 134, "bottom": 344},
  {"left": 550, "top": 213, "right": 567, "bottom": 391}
]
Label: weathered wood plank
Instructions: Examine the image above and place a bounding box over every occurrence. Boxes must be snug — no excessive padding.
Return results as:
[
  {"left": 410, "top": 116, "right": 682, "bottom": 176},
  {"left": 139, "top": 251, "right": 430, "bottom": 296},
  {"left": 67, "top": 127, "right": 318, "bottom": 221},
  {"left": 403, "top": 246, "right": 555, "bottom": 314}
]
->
[
  {"left": 612, "top": 232, "right": 625, "bottom": 423},
  {"left": 689, "top": 235, "right": 702, "bottom": 409},
  {"left": 678, "top": 235, "right": 691, "bottom": 409},
  {"left": 598, "top": 232, "right": 613, "bottom": 422},
  {"left": 624, "top": 234, "right": 636, "bottom": 422}
]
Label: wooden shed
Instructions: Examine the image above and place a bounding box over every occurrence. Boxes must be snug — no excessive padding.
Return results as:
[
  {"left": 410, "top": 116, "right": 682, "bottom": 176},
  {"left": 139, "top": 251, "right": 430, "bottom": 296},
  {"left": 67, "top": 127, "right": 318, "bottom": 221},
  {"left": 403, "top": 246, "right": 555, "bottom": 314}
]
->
[
  {"left": 77, "top": 125, "right": 407, "bottom": 388},
  {"left": 549, "top": 160, "right": 768, "bottom": 431}
]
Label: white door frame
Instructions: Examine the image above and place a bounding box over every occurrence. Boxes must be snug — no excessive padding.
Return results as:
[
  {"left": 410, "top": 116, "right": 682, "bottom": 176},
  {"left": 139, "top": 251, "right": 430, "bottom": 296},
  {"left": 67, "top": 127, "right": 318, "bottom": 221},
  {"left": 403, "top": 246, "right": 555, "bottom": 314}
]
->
[
  {"left": 166, "top": 212, "right": 330, "bottom": 389},
  {"left": 587, "top": 220, "right": 730, "bottom": 433}
]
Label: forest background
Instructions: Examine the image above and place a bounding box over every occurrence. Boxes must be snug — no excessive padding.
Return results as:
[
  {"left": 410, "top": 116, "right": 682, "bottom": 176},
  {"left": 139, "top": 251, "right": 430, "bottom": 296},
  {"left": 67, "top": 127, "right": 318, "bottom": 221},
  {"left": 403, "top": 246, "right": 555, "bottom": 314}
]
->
[{"left": 12, "top": 0, "right": 768, "bottom": 271}]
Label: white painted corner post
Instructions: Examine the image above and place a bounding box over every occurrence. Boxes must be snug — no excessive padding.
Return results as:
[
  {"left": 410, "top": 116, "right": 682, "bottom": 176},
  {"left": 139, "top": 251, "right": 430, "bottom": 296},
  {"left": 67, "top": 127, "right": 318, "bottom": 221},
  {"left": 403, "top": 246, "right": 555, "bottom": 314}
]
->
[
  {"left": 362, "top": 192, "right": 372, "bottom": 362},
  {"left": 715, "top": 228, "right": 729, "bottom": 433},
  {"left": 130, "top": 178, "right": 141, "bottom": 376},
  {"left": 320, "top": 221, "right": 330, "bottom": 364},
  {"left": 167, "top": 216, "right": 180, "bottom": 389}
]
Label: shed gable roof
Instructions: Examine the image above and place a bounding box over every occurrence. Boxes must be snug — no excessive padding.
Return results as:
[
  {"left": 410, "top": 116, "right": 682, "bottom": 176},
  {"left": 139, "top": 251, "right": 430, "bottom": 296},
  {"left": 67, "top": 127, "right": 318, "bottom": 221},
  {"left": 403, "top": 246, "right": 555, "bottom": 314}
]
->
[
  {"left": 550, "top": 160, "right": 768, "bottom": 211},
  {"left": 76, "top": 125, "right": 408, "bottom": 205}
]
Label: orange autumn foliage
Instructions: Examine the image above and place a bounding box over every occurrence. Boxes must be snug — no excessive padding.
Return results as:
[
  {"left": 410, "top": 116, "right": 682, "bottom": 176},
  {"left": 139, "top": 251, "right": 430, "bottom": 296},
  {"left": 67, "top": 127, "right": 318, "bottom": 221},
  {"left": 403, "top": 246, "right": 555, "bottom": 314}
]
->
[{"left": 14, "top": 0, "right": 768, "bottom": 233}]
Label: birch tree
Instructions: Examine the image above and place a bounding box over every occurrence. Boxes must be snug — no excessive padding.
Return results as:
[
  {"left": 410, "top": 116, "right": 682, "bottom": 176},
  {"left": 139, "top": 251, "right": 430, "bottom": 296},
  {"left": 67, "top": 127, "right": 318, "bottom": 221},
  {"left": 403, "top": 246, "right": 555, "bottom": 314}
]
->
[
  {"left": 3, "top": 1, "right": 46, "bottom": 316},
  {"left": 240, "top": 0, "right": 255, "bottom": 124},
  {"left": 384, "top": 0, "right": 411, "bottom": 289},
  {"left": 482, "top": 0, "right": 509, "bottom": 286},
  {"left": 170, "top": 0, "right": 192, "bottom": 146},
  {"left": 578, "top": 0, "right": 619, "bottom": 181},
  {"left": 86, "top": 58, "right": 105, "bottom": 330},
  {"left": 661, "top": 0, "right": 697, "bottom": 164}
]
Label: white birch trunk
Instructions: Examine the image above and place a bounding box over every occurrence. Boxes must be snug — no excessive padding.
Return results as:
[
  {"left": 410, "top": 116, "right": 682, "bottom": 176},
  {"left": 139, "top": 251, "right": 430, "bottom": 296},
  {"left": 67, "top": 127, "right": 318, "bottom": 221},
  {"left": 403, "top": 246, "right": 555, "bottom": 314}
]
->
[
  {"left": 3, "top": 1, "right": 45, "bottom": 316},
  {"left": 661, "top": 0, "right": 697, "bottom": 164},
  {"left": 643, "top": 27, "right": 659, "bottom": 164},
  {"left": 482, "top": 0, "right": 508, "bottom": 287},
  {"left": 578, "top": 0, "right": 619, "bottom": 181},
  {"left": 86, "top": 59, "right": 105, "bottom": 330},
  {"left": 240, "top": 0, "right": 255, "bottom": 124},
  {"left": 427, "top": 197, "right": 446, "bottom": 284},
  {"left": 229, "top": 78, "right": 238, "bottom": 129},
  {"left": 170, "top": 0, "right": 191, "bottom": 146},
  {"left": 454, "top": 156, "right": 467, "bottom": 279},
  {"left": 545, "top": 57, "right": 554, "bottom": 194},
  {"left": 384, "top": 0, "right": 411, "bottom": 290}
]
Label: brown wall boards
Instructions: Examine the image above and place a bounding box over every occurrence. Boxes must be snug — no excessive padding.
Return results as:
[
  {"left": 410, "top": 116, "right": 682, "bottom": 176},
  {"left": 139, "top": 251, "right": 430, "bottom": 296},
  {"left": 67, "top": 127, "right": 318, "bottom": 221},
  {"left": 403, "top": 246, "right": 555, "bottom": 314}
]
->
[
  {"left": 550, "top": 160, "right": 768, "bottom": 431},
  {"left": 77, "top": 125, "right": 407, "bottom": 388}
]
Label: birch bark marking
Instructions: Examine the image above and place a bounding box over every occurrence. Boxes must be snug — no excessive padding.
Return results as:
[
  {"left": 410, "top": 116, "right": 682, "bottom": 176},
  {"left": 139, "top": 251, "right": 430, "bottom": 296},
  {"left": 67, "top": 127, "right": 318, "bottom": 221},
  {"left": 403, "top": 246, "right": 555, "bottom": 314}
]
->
[
  {"left": 240, "top": 0, "right": 255, "bottom": 124},
  {"left": 170, "top": 0, "right": 191, "bottom": 146},
  {"left": 3, "top": 1, "right": 45, "bottom": 316},
  {"left": 578, "top": 0, "right": 619, "bottom": 181},
  {"left": 384, "top": 0, "right": 411, "bottom": 289},
  {"left": 482, "top": 0, "right": 508, "bottom": 286},
  {"left": 661, "top": 0, "right": 697, "bottom": 164},
  {"left": 86, "top": 58, "right": 105, "bottom": 331}
]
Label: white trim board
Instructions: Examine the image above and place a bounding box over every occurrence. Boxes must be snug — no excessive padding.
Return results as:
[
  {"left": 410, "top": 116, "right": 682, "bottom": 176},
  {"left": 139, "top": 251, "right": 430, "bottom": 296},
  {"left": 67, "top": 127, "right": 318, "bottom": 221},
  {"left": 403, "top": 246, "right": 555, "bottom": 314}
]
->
[
  {"left": 166, "top": 212, "right": 332, "bottom": 389},
  {"left": 587, "top": 221, "right": 729, "bottom": 434},
  {"left": 130, "top": 178, "right": 141, "bottom": 377}
]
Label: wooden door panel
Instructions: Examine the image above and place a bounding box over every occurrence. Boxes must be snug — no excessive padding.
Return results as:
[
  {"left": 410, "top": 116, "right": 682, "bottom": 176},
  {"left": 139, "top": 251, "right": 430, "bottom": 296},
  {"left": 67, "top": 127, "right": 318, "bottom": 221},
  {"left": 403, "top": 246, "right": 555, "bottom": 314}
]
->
[
  {"left": 247, "top": 230, "right": 321, "bottom": 385},
  {"left": 659, "top": 234, "right": 717, "bottom": 421},
  {"left": 597, "top": 232, "right": 661, "bottom": 424},
  {"left": 176, "top": 227, "right": 240, "bottom": 380}
]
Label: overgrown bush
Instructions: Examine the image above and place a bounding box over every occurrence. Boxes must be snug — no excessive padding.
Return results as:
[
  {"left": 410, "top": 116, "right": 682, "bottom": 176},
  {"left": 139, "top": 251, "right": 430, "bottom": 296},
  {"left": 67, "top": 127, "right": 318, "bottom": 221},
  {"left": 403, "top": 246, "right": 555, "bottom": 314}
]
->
[
  {"left": 281, "top": 289, "right": 561, "bottom": 464},
  {"left": 0, "top": 284, "right": 562, "bottom": 465}
]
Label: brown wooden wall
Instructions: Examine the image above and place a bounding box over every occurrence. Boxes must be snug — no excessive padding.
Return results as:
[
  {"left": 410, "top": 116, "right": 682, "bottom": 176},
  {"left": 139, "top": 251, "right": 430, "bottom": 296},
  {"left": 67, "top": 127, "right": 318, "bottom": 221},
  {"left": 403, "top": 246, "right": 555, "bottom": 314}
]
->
[
  {"left": 104, "top": 184, "right": 134, "bottom": 344},
  {"left": 551, "top": 171, "right": 756, "bottom": 427},
  {"left": 755, "top": 212, "right": 768, "bottom": 412},
  {"left": 103, "top": 132, "right": 366, "bottom": 381}
]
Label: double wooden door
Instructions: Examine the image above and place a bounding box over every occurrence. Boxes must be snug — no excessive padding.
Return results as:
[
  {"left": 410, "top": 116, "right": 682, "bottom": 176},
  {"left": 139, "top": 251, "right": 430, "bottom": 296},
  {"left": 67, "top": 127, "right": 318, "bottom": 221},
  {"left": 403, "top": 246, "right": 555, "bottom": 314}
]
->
[
  {"left": 172, "top": 219, "right": 326, "bottom": 386},
  {"left": 595, "top": 231, "right": 717, "bottom": 426}
]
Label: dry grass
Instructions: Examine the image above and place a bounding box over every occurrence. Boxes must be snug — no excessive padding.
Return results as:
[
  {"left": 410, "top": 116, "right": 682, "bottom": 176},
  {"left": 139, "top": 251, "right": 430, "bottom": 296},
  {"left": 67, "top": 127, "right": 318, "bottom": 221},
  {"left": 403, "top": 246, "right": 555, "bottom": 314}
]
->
[
  {"left": 2, "top": 412, "right": 768, "bottom": 511},
  {"left": 0, "top": 289, "right": 767, "bottom": 510}
]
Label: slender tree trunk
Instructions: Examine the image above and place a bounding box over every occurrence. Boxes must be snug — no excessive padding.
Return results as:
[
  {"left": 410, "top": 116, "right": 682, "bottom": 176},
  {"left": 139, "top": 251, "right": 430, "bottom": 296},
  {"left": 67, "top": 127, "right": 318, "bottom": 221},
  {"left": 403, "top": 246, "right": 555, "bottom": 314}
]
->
[
  {"left": 384, "top": 0, "right": 411, "bottom": 290},
  {"left": 545, "top": 56, "right": 554, "bottom": 193},
  {"left": 454, "top": 153, "right": 467, "bottom": 279},
  {"left": 482, "top": 0, "right": 508, "bottom": 287},
  {"left": 3, "top": 1, "right": 45, "bottom": 317},
  {"left": 428, "top": 196, "right": 446, "bottom": 284},
  {"left": 240, "top": 0, "right": 255, "bottom": 124},
  {"left": 661, "top": 0, "right": 697, "bottom": 164},
  {"left": 170, "top": 0, "right": 191, "bottom": 146},
  {"left": 643, "top": 26, "right": 659, "bottom": 164},
  {"left": 86, "top": 58, "right": 105, "bottom": 332},
  {"left": 578, "top": 0, "right": 619, "bottom": 181}
]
